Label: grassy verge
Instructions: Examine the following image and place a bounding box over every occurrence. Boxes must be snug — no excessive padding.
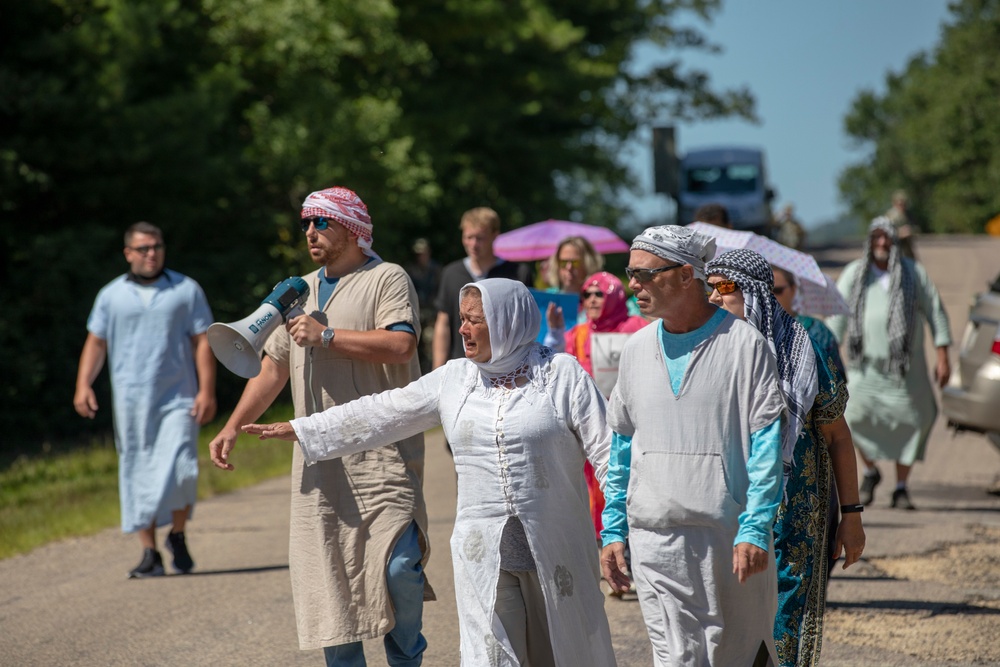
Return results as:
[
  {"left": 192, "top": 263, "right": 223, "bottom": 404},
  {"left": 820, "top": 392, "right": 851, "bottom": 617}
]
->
[{"left": 0, "top": 404, "right": 295, "bottom": 560}]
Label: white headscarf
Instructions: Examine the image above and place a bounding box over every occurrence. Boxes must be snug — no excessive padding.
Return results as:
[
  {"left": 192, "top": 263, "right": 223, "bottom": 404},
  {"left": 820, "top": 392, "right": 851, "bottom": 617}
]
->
[
  {"left": 459, "top": 278, "right": 541, "bottom": 377},
  {"left": 631, "top": 224, "right": 717, "bottom": 280}
]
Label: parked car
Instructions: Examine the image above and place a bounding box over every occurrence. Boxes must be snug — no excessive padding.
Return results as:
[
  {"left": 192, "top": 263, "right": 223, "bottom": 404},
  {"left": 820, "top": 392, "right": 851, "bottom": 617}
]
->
[{"left": 941, "top": 271, "right": 1000, "bottom": 457}]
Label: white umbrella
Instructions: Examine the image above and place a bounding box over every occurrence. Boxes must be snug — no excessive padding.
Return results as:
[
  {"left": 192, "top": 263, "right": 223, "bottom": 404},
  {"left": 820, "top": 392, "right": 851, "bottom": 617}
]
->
[
  {"left": 793, "top": 273, "right": 849, "bottom": 317},
  {"left": 688, "top": 222, "right": 848, "bottom": 316}
]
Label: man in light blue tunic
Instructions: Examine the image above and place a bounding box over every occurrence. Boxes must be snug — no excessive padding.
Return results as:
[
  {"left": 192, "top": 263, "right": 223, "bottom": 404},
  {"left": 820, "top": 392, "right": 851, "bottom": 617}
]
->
[
  {"left": 600, "top": 225, "right": 787, "bottom": 666},
  {"left": 75, "top": 221, "right": 216, "bottom": 578}
]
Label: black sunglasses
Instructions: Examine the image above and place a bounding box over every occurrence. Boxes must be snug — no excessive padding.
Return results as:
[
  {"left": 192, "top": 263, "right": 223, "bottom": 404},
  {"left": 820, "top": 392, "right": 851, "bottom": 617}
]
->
[
  {"left": 625, "top": 263, "right": 683, "bottom": 283},
  {"left": 300, "top": 217, "right": 334, "bottom": 232},
  {"left": 581, "top": 289, "right": 605, "bottom": 299}
]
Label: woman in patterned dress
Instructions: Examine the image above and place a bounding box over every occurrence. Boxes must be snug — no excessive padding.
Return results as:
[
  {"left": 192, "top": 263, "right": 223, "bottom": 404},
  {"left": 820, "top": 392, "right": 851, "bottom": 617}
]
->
[{"left": 706, "top": 249, "right": 866, "bottom": 666}]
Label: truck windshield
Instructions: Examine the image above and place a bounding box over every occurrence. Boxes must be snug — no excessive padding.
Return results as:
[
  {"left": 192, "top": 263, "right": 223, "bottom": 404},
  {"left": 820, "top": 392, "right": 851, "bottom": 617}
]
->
[{"left": 686, "top": 164, "right": 760, "bottom": 194}]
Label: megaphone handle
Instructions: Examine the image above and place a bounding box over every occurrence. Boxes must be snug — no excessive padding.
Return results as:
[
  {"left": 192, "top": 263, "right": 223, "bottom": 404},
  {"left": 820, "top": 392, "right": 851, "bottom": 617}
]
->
[{"left": 285, "top": 306, "right": 306, "bottom": 322}]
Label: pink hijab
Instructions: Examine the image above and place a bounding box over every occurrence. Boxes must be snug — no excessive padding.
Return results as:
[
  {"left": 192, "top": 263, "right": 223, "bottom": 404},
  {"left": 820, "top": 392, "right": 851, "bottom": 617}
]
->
[
  {"left": 568, "top": 272, "right": 647, "bottom": 377},
  {"left": 582, "top": 272, "right": 632, "bottom": 332}
]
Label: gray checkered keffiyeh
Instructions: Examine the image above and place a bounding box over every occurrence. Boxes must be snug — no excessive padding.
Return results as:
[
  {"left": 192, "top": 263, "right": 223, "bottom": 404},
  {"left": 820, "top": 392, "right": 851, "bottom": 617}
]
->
[
  {"left": 631, "top": 225, "right": 717, "bottom": 280},
  {"left": 846, "top": 217, "right": 916, "bottom": 378},
  {"left": 706, "top": 249, "right": 818, "bottom": 481}
]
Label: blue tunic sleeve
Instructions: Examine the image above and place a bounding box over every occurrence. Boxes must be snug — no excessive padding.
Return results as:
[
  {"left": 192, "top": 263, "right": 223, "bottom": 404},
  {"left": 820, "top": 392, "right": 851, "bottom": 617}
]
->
[
  {"left": 734, "top": 417, "right": 783, "bottom": 550},
  {"left": 600, "top": 431, "right": 632, "bottom": 547}
]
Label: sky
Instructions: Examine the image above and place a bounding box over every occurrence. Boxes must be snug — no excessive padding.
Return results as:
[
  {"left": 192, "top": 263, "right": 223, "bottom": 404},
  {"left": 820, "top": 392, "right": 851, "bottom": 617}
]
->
[{"left": 626, "top": 0, "right": 954, "bottom": 229}]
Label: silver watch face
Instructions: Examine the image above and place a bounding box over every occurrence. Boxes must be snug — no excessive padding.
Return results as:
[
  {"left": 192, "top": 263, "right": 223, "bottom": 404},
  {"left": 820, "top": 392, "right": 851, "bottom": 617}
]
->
[{"left": 322, "top": 328, "right": 334, "bottom": 346}]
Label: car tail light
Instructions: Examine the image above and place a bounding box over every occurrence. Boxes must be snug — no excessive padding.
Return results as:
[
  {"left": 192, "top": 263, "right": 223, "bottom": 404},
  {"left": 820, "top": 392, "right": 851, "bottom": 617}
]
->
[{"left": 993, "top": 338, "right": 1000, "bottom": 356}]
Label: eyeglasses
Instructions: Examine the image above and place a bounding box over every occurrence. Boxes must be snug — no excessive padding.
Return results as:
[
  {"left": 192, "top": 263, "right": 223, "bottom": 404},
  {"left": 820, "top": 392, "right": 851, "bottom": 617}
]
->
[
  {"left": 557, "top": 258, "right": 583, "bottom": 270},
  {"left": 581, "top": 290, "right": 605, "bottom": 300},
  {"left": 707, "top": 279, "right": 739, "bottom": 295},
  {"left": 300, "top": 217, "right": 334, "bottom": 232},
  {"left": 772, "top": 285, "right": 790, "bottom": 295},
  {"left": 127, "top": 243, "right": 164, "bottom": 255},
  {"left": 625, "top": 263, "right": 683, "bottom": 283}
]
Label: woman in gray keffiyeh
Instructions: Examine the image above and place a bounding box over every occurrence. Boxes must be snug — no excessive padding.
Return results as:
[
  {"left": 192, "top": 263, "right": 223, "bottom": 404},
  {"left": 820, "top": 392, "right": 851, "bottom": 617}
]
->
[
  {"left": 706, "top": 249, "right": 818, "bottom": 472},
  {"left": 706, "top": 249, "right": 865, "bottom": 667}
]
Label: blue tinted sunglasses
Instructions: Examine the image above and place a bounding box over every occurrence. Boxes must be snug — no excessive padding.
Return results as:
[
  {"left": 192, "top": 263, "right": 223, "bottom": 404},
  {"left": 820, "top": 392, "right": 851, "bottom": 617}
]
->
[{"left": 300, "top": 217, "right": 334, "bottom": 232}]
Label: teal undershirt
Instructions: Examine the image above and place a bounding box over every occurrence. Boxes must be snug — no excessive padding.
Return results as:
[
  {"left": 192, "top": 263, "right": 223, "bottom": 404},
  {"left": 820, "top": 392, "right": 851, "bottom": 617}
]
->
[
  {"left": 658, "top": 307, "right": 728, "bottom": 396},
  {"left": 600, "top": 307, "right": 783, "bottom": 551}
]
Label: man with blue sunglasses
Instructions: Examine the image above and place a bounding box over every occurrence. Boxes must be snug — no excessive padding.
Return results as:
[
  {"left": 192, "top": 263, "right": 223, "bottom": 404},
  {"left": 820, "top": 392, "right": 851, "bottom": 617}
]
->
[{"left": 210, "top": 187, "right": 431, "bottom": 666}]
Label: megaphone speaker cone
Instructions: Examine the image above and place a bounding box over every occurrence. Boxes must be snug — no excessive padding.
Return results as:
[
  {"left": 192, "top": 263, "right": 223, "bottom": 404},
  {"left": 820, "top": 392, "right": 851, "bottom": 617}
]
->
[{"left": 208, "top": 322, "right": 264, "bottom": 378}]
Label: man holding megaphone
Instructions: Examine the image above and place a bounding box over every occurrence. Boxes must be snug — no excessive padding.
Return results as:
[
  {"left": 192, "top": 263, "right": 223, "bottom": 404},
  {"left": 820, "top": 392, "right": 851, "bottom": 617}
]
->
[{"left": 209, "top": 187, "right": 431, "bottom": 665}]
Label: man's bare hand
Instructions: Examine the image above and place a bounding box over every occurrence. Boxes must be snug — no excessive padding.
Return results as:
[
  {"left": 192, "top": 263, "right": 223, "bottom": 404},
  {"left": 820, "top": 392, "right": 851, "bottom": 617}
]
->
[
  {"left": 935, "top": 350, "right": 951, "bottom": 389},
  {"left": 209, "top": 427, "right": 239, "bottom": 471},
  {"left": 191, "top": 391, "right": 217, "bottom": 425},
  {"left": 732, "top": 542, "right": 768, "bottom": 584},
  {"left": 242, "top": 422, "right": 297, "bottom": 441},
  {"left": 600, "top": 541, "right": 631, "bottom": 594},
  {"left": 73, "top": 386, "right": 99, "bottom": 419},
  {"left": 287, "top": 314, "right": 325, "bottom": 348}
]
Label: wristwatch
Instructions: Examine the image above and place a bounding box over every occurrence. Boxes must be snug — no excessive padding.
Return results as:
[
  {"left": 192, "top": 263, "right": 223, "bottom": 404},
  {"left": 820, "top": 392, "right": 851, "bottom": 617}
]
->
[
  {"left": 840, "top": 503, "right": 864, "bottom": 514},
  {"left": 321, "top": 327, "right": 335, "bottom": 348}
]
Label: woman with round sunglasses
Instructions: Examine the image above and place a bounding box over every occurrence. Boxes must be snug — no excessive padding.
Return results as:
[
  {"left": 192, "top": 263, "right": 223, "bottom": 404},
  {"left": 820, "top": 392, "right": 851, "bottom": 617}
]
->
[
  {"left": 705, "top": 249, "right": 865, "bottom": 667},
  {"left": 543, "top": 236, "right": 605, "bottom": 336},
  {"left": 242, "top": 279, "right": 617, "bottom": 667}
]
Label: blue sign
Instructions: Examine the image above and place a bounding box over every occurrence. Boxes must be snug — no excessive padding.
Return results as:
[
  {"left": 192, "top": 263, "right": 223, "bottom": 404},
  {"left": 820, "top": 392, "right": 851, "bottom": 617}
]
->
[{"left": 529, "top": 289, "right": 580, "bottom": 344}]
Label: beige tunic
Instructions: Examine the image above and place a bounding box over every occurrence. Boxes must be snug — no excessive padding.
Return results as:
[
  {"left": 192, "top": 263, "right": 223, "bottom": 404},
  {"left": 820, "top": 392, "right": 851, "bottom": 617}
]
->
[{"left": 264, "top": 260, "right": 431, "bottom": 650}]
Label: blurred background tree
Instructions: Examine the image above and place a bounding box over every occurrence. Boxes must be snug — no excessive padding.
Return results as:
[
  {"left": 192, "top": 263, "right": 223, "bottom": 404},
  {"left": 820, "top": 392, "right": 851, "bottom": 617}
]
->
[
  {"left": 839, "top": 0, "right": 1000, "bottom": 233},
  {"left": 0, "top": 0, "right": 753, "bottom": 444}
]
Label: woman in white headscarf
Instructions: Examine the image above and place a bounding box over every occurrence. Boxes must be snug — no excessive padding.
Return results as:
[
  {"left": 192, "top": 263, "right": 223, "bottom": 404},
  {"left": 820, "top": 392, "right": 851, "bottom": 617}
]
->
[{"left": 244, "top": 278, "right": 617, "bottom": 667}]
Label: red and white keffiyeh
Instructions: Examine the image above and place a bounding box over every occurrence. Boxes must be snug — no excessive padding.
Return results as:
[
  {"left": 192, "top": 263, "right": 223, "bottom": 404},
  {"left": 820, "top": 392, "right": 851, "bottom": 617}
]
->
[{"left": 301, "top": 187, "right": 378, "bottom": 257}]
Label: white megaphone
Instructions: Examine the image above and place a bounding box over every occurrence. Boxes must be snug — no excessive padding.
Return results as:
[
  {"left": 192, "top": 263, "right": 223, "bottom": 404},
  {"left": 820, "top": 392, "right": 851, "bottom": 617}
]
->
[{"left": 208, "top": 277, "right": 310, "bottom": 378}]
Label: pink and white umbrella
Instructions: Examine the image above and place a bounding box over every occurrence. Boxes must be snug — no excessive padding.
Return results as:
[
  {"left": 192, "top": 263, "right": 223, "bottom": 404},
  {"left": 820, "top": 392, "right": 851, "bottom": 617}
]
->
[
  {"left": 688, "top": 221, "right": 848, "bottom": 316},
  {"left": 494, "top": 219, "right": 630, "bottom": 262}
]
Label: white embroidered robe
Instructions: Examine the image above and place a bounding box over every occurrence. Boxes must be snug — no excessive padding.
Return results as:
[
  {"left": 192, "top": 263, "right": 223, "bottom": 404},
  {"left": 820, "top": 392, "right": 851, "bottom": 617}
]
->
[{"left": 291, "top": 352, "right": 617, "bottom": 667}]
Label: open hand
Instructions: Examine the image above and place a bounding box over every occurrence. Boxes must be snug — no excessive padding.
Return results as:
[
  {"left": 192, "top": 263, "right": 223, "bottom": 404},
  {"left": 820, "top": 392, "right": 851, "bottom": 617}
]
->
[
  {"left": 242, "top": 422, "right": 297, "bottom": 441},
  {"left": 546, "top": 302, "right": 565, "bottom": 331}
]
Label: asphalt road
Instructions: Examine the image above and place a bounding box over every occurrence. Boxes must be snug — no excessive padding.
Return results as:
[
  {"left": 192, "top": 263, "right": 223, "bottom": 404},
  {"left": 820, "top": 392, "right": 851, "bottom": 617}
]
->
[{"left": 2, "top": 234, "right": 999, "bottom": 666}]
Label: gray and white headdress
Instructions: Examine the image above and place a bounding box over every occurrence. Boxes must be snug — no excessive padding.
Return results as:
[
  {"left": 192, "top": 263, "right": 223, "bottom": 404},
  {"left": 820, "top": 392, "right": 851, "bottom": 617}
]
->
[
  {"left": 631, "top": 225, "right": 717, "bottom": 280},
  {"left": 846, "top": 216, "right": 916, "bottom": 377}
]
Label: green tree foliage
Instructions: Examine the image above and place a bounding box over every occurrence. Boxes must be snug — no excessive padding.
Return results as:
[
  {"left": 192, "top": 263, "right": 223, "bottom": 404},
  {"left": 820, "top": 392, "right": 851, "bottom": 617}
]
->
[
  {"left": 0, "top": 0, "right": 752, "bottom": 444},
  {"left": 839, "top": 0, "right": 1000, "bottom": 233}
]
